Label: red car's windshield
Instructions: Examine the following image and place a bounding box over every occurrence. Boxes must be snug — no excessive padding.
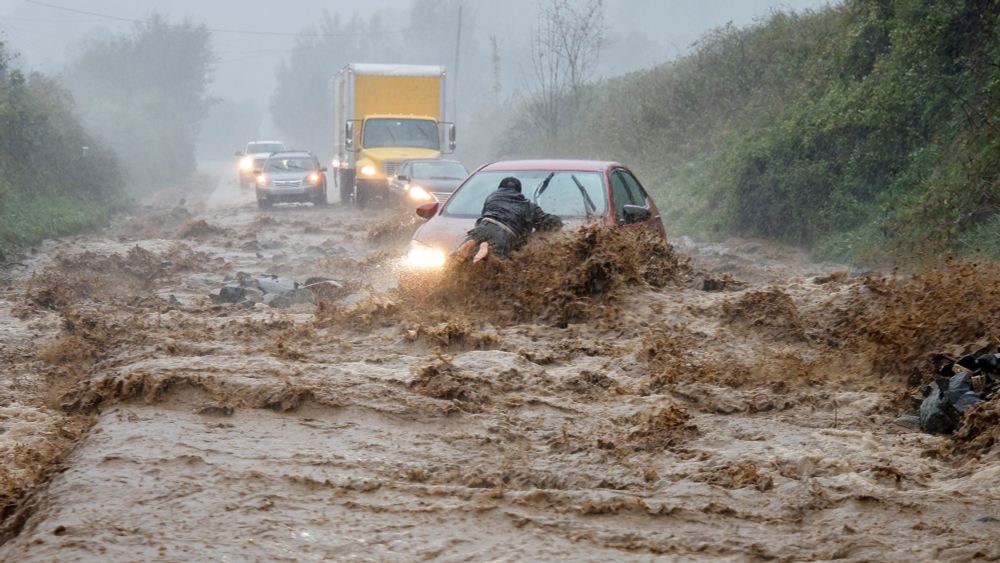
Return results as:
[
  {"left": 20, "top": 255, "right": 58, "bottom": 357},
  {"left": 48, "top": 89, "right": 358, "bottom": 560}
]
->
[{"left": 442, "top": 170, "right": 607, "bottom": 218}]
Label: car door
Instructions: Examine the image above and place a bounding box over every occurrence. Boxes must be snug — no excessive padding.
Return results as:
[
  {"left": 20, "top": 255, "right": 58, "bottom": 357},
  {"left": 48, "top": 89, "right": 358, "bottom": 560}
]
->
[{"left": 609, "top": 168, "right": 663, "bottom": 236}]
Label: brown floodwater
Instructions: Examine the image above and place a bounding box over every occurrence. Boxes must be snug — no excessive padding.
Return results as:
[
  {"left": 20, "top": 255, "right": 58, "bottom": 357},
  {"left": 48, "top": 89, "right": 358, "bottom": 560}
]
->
[{"left": 1, "top": 176, "right": 998, "bottom": 561}]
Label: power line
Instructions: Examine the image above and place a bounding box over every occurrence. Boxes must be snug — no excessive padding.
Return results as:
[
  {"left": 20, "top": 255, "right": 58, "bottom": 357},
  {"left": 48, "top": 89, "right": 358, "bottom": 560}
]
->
[{"left": 24, "top": 0, "right": 413, "bottom": 38}]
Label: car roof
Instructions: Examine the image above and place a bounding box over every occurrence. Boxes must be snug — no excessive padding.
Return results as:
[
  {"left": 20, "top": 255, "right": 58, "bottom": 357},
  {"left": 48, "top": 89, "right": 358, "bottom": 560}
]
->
[
  {"left": 248, "top": 140, "right": 284, "bottom": 144},
  {"left": 479, "top": 159, "right": 620, "bottom": 173}
]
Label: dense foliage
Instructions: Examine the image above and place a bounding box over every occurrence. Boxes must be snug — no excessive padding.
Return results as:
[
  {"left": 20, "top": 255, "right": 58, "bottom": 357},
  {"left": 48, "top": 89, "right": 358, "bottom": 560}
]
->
[
  {"left": 0, "top": 42, "right": 124, "bottom": 256},
  {"left": 67, "top": 15, "right": 215, "bottom": 191},
  {"left": 503, "top": 0, "right": 1000, "bottom": 263}
]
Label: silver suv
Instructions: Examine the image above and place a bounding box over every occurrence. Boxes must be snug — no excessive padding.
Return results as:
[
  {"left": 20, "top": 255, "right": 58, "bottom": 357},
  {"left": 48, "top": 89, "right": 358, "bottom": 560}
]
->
[{"left": 254, "top": 151, "right": 328, "bottom": 209}]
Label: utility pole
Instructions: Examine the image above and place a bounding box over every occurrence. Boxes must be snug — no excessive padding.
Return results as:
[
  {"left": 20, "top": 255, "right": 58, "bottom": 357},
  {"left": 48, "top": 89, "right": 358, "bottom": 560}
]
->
[{"left": 452, "top": 3, "right": 463, "bottom": 125}]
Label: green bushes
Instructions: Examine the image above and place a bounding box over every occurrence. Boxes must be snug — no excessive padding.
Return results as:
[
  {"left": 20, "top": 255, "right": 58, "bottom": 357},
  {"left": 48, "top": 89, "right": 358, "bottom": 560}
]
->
[
  {"left": 0, "top": 42, "right": 126, "bottom": 254},
  {"left": 502, "top": 0, "right": 1000, "bottom": 263}
]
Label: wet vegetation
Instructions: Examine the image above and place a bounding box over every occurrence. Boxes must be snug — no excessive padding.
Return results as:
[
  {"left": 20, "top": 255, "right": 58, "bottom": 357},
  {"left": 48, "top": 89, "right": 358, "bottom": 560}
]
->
[
  {"left": 0, "top": 43, "right": 125, "bottom": 254},
  {"left": 505, "top": 0, "right": 1000, "bottom": 263}
]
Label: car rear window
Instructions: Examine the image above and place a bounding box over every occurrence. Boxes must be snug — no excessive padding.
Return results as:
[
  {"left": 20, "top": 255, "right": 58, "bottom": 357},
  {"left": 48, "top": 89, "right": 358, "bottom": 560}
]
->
[{"left": 442, "top": 170, "right": 607, "bottom": 218}]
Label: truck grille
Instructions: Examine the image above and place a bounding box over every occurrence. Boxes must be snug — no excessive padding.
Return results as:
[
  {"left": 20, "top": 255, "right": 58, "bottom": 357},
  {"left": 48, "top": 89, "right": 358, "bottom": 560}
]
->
[
  {"left": 381, "top": 161, "right": 402, "bottom": 177},
  {"left": 274, "top": 179, "right": 302, "bottom": 188}
]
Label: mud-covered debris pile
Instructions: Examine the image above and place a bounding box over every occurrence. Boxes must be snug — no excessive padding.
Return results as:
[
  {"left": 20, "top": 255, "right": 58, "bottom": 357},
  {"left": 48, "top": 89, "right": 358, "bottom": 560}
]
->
[
  {"left": 212, "top": 272, "right": 345, "bottom": 308},
  {"left": 423, "top": 225, "right": 692, "bottom": 326},
  {"left": 918, "top": 346, "right": 999, "bottom": 435},
  {"left": 833, "top": 260, "right": 1000, "bottom": 377}
]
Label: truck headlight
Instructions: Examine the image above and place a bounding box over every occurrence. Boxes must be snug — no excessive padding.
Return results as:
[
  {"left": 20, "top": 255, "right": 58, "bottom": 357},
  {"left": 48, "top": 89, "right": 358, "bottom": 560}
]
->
[
  {"left": 403, "top": 241, "right": 445, "bottom": 269},
  {"left": 239, "top": 157, "right": 253, "bottom": 171},
  {"left": 360, "top": 164, "right": 377, "bottom": 176},
  {"left": 407, "top": 185, "right": 434, "bottom": 202}
]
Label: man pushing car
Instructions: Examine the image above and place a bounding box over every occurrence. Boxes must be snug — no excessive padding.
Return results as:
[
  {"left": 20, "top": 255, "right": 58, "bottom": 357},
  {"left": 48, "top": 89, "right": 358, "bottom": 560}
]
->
[{"left": 452, "top": 176, "right": 563, "bottom": 263}]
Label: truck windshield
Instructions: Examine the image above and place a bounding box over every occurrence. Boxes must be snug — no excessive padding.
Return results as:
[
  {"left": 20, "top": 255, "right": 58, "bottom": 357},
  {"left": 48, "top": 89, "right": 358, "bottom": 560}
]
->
[
  {"left": 442, "top": 170, "right": 607, "bottom": 218},
  {"left": 363, "top": 119, "right": 439, "bottom": 150}
]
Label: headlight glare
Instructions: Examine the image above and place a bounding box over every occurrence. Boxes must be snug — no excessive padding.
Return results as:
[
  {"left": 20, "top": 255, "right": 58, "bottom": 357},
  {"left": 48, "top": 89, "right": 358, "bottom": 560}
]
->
[
  {"left": 403, "top": 241, "right": 445, "bottom": 269},
  {"left": 407, "top": 185, "right": 434, "bottom": 202},
  {"left": 360, "top": 164, "right": 377, "bottom": 176},
  {"left": 256, "top": 174, "right": 267, "bottom": 186},
  {"left": 239, "top": 157, "right": 253, "bottom": 171},
  {"left": 307, "top": 172, "right": 321, "bottom": 185}
]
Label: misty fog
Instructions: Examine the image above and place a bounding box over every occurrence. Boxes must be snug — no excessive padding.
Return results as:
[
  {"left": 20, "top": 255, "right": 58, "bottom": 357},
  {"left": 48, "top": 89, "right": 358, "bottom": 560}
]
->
[{"left": 0, "top": 0, "right": 829, "bottom": 167}]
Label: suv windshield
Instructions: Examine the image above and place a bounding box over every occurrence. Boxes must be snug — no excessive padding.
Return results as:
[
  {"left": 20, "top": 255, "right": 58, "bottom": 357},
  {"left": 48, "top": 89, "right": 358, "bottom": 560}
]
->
[
  {"left": 364, "top": 119, "right": 439, "bottom": 150},
  {"left": 443, "top": 170, "right": 607, "bottom": 218},
  {"left": 264, "top": 157, "right": 315, "bottom": 172},
  {"left": 247, "top": 143, "right": 284, "bottom": 154},
  {"left": 412, "top": 161, "right": 467, "bottom": 180}
]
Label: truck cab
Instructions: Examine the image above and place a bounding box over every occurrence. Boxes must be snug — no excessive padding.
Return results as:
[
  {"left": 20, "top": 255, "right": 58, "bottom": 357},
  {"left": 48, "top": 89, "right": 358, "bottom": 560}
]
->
[{"left": 332, "top": 64, "right": 456, "bottom": 207}]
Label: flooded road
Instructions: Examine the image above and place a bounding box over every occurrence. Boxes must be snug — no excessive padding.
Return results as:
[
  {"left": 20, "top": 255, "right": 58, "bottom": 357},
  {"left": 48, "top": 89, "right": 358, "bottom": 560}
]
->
[{"left": 1, "top": 173, "right": 998, "bottom": 561}]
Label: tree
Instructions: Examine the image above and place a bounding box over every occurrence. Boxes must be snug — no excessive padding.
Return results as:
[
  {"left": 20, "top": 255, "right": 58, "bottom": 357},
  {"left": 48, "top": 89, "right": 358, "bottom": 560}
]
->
[
  {"left": 67, "top": 15, "right": 215, "bottom": 190},
  {"left": 526, "top": 0, "right": 606, "bottom": 142}
]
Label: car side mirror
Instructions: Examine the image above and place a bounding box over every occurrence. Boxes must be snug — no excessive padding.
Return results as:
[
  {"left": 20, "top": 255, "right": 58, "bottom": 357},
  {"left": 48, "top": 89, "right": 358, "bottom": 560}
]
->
[
  {"left": 622, "top": 204, "right": 652, "bottom": 224},
  {"left": 235, "top": 150, "right": 244, "bottom": 157},
  {"left": 345, "top": 122, "right": 355, "bottom": 150},
  {"left": 416, "top": 202, "right": 439, "bottom": 220},
  {"left": 448, "top": 123, "right": 457, "bottom": 151},
  {"left": 397, "top": 174, "right": 409, "bottom": 182}
]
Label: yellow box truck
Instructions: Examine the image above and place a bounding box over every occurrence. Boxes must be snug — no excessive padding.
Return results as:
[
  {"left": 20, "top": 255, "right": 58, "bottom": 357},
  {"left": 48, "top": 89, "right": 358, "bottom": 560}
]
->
[{"left": 332, "top": 64, "right": 455, "bottom": 207}]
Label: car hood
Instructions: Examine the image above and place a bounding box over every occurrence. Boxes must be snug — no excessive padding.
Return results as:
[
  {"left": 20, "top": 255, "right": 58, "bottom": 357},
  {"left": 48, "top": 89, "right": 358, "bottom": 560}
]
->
[{"left": 264, "top": 171, "right": 313, "bottom": 180}]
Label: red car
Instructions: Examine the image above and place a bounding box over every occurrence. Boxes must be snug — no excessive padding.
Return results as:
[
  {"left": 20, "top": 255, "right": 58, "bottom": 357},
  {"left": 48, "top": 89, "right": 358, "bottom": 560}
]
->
[{"left": 402, "top": 159, "right": 665, "bottom": 269}]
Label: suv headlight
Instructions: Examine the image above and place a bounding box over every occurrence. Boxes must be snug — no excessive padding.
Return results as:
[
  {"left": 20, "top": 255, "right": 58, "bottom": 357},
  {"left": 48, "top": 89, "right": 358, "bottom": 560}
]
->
[
  {"left": 403, "top": 240, "right": 445, "bottom": 269},
  {"left": 239, "top": 157, "right": 253, "bottom": 171}
]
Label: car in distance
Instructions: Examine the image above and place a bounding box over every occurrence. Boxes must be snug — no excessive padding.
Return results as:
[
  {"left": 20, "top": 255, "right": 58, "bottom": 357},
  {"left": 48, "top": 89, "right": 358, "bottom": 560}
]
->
[
  {"left": 388, "top": 159, "right": 469, "bottom": 207},
  {"left": 236, "top": 140, "right": 286, "bottom": 188},
  {"left": 402, "top": 159, "right": 665, "bottom": 269},
  {"left": 254, "top": 151, "right": 328, "bottom": 209}
]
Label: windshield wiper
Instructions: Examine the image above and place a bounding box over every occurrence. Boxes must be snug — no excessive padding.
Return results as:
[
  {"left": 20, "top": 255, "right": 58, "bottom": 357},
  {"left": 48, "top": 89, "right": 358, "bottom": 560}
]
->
[
  {"left": 532, "top": 172, "right": 556, "bottom": 203},
  {"left": 570, "top": 174, "right": 597, "bottom": 217}
]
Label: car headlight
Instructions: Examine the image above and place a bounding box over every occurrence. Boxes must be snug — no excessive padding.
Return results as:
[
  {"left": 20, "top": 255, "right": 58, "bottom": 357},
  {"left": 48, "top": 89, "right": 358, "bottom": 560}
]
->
[
  {"left": 239, "top": 157, "right": 253, "bottom": 171},
  {"left": 407, "top": 185, "right": 434, "bottom": 202},
  {"left": 256, "top": 174, "right": 267, "bottom": 186},
  {"left": 403, "top": 241, "right": 445, "bottom": 269},
  {"left": 332, "top": 158, "right": 341, "bottom": 168},
  {"left": 307, "top": 172, "right": 321, "bottom": 185},
  {"left": 360, "top": 164, "right": 377, "bottom": 176}
]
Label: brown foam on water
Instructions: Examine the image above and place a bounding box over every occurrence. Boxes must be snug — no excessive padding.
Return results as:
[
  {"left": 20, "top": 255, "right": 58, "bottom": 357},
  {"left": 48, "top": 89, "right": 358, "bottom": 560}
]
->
[{"left": 425, "top": 225, "right": 691, "bottom": 326}]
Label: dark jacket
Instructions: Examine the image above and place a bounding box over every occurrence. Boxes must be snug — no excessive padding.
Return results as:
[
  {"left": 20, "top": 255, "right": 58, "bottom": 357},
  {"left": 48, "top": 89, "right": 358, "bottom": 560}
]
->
[{"left": 477, "top": 186, "right": 562, "bottom": 240}]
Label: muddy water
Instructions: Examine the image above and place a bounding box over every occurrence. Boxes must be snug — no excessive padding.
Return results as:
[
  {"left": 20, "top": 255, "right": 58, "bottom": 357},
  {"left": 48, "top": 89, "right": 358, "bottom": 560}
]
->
[{"left": 1, "top": 177, "right": 998, "bottom": 561}]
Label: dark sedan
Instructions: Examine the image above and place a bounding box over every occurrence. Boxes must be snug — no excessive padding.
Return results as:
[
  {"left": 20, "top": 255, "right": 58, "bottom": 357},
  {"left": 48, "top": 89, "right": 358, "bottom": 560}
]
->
[{"left": 388, "top": 159, "right": 469, "bottom": 208}]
